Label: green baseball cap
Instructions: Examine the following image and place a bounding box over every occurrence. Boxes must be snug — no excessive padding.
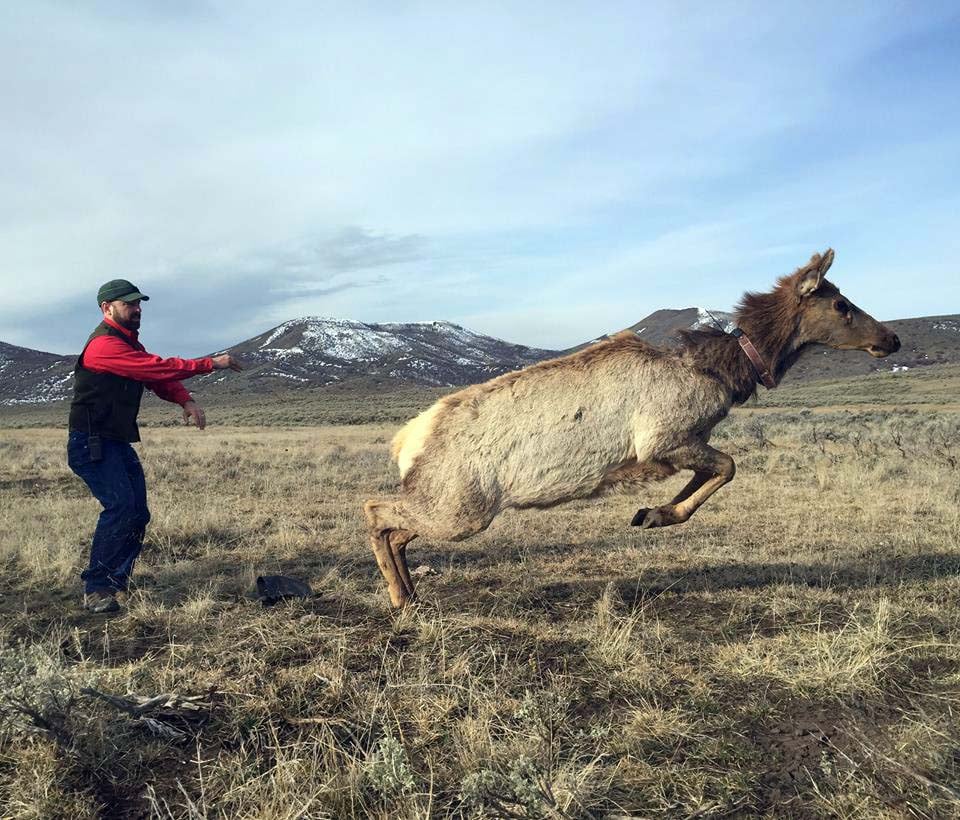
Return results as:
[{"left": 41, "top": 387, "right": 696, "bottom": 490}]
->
[{"left": 97, "top": 279, "right": 150, "bottom": 305}]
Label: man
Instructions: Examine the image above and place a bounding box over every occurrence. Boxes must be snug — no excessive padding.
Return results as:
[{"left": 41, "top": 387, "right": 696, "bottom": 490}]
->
[{"left": 68, "top": 279, "right": 243, "bottom": 613}]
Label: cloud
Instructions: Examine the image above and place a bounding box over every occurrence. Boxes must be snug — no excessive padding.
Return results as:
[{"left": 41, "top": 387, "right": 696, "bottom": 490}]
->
[
  {"left": 255, "top": 229, "right": 427, "bottom": 278},
  {"left": 0, "top": 227, "right": 429, "bottom": 355},
  {"left": 1, "top": 2, "right": 958, "bottom": 355}
]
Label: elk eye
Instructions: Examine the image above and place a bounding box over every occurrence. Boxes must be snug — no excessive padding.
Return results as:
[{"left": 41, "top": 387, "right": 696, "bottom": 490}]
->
[{"left": 834, "top": 299, "right": 849, "bottom": 314}]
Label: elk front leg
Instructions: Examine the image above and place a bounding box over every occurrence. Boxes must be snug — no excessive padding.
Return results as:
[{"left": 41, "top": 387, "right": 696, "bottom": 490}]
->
[
  {"left": 632, "top": 444, "right": 735, "bottom": 529},
  {"left": 669, "top": 471, "right": 712, "bottom": 505}
]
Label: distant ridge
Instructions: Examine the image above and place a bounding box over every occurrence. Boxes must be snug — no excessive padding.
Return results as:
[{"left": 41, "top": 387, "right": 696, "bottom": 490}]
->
[
  {"left": 569, "top": 307, "right": 737, "bottom": 352},
  {"left": 193, "top": 317, "right": 557, "bottom": 395},
  {"left": 0, "top": 341, "right": 74, "bottom": 405},
  {"left": 2, "top": 312, "right": 958, "bottom": 405},
  {"left": 0, "top": 318, "right": 558, "bottom": 404}
]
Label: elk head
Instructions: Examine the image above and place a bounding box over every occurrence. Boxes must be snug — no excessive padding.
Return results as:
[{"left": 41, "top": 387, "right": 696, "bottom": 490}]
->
[{"left": 795, "top": 250, "right": 901, "bottom": 358}]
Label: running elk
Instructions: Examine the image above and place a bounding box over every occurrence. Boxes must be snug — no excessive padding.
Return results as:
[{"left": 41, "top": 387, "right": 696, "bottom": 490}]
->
[{"left": 365, "top": 249, "right": 900, "bottom": 606}]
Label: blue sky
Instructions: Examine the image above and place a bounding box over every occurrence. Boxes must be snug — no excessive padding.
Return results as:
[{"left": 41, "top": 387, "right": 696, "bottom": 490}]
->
[{"left": 1, "top": 1, "right": 958, "bottom": 356}]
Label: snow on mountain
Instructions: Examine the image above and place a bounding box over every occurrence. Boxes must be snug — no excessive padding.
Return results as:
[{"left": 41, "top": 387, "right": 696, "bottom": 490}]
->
[
  {"left": 257, "top": 317, "right": 408, "bottom": 361},
  {"left": 0, "top": 341, "right": 75, "bottom": 405},
  {"left": 565, "top": 306, "right": 738, "bottom": 353}
]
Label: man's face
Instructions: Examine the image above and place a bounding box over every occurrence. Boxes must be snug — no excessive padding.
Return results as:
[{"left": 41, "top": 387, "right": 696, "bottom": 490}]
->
[{"left": 103, "top": 299, "right": 142, "bottom": 331}]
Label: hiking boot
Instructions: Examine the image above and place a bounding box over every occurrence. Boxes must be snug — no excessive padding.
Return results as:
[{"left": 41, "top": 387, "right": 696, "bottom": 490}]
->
[{"left": 83, "top": 590, "right": 120, "bottom": 613}]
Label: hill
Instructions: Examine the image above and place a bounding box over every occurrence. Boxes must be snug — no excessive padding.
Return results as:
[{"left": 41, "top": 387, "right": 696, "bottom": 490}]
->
[
  {"left": 194, "top": 317, "right": 556, "bottom": 395},
  {"left": 2, "top": 312, "right": 958, "bottom": 406},
  {"left": 0, "top": 341, "right": 74, "bottom": 405},
  {"left": 0, "top": 319, "right": 556, "bottom": 405}
]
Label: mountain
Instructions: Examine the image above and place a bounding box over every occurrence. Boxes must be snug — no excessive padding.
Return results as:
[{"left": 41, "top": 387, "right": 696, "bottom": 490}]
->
[
  {"left": 629, "top": 307, "right": 737, "bottom": 343},
  {"left": 568, "top": 307, "right": 736, "bottom": 352},
  {"left": 2, "top": 312, "right": 959, "bottom": 406},
  {"left": 0, "top": 318, "right": 557, "bottom": 404},
  {"left": 190, "top": 317, "right": 557, "bottom": 394},
  {"left": 0, "top": 341, "right": 74, "bottom": 405}
]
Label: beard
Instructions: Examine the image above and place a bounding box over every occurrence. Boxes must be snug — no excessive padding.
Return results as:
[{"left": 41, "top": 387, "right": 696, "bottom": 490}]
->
[{"left": 113, "top": 311, "right": 141, "bottom": 331}]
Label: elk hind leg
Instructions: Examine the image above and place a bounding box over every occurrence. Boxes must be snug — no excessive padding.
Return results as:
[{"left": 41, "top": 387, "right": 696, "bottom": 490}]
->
[
  {"left": 388, "top": 529, "right": 418, "bottom": 599},
  {"left": 364, "top": 499, "right": 420, "bottom": 607}
]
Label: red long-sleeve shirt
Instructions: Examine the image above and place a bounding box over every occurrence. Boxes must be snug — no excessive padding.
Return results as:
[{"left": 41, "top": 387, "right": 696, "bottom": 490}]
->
[{"left": 82, "top": 317, "right": 214, "bottom": 407}]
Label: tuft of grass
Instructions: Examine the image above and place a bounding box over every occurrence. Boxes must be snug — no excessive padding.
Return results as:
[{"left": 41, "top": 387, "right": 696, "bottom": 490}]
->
[{"left": 714, "top": 598, "right": 901, "bottom": 699}]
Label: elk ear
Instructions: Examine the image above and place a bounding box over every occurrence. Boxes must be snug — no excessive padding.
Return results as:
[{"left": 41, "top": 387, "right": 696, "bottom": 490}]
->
[
  {"left": 817, "top": 248, "right": 835, "bottom": 276},
  {"left": 797, "top": 248, "right": 833, "bottom": 298}
]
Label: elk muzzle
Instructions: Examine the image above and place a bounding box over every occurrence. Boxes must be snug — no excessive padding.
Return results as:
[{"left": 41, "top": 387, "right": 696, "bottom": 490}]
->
[{"left": 866, "top": 330, "right": 900, "bottom": 358}]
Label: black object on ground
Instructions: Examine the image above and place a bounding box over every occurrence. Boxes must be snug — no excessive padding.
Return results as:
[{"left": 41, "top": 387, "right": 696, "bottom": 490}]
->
[{"left": 255, "top": 575, "right": 313, "bottom": 605}]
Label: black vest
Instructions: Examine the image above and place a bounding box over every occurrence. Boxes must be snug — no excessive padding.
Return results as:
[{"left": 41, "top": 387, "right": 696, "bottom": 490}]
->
[{"left": 68, "top": 323, "right": 145, "bottom": 442}]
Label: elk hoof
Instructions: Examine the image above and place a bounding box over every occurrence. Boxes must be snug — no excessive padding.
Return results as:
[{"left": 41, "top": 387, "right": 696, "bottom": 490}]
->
[
  {"left": 388, "top": 587, "right": 413, "bottom": 608},
  {"left": 632, "top": 506, "right": 680, "bottom": 528}
]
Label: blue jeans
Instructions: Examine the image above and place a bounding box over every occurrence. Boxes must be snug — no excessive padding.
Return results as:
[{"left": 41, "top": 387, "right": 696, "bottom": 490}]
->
[{"left": 67, "top": 431, "right": 151, "bottom": 594}]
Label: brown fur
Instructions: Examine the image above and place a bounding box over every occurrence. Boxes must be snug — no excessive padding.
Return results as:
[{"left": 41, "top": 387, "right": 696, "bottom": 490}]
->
[
  {"left": 366, "top": 249, "right": 901, "bottom": 606},
  {"left": 423, "top": 332, "right": 665, "bottom": 427}
]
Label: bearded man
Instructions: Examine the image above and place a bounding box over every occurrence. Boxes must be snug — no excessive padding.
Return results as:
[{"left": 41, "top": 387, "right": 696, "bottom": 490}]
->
[{"left": 68, "top": 279, "right": 243, "bottom": 613}]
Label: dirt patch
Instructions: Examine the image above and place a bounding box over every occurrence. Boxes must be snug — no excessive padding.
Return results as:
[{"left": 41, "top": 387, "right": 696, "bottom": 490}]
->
[
  {"left": 740, "top": 692, "right": 897, "bottom": 814},
  {"left": 754, "top": 712, "right": 837, "bottom": 803}
]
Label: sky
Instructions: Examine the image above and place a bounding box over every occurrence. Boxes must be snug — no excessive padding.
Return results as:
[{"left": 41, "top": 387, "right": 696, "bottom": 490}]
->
[{"left": 1, "top": 1, "right": 958, "bottom": 357}]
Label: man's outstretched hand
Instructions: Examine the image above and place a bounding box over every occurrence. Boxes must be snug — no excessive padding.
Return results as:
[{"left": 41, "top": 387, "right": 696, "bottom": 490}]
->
[
  {"left": 183, "top": 355, "right": 241, "bottom": 429},
  {"left": 183, "top": 400, "right": 206, "bottom": 430},
  {"left": 211, "top": 354, "right": 243, "bottom": 371}
]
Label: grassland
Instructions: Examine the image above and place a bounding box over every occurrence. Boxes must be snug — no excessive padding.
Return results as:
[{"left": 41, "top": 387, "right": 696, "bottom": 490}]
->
[{"left": 0, "top": 367, "right": 958, "bottom": 818}]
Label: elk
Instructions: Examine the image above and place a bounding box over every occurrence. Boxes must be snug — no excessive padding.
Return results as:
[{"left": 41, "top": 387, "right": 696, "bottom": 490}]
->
[{"left": 365, "top": 250, "right": 900, "bottom": 607}]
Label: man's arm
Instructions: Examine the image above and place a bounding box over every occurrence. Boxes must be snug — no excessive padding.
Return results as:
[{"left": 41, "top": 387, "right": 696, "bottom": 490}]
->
[
  {"left": 86, "top": 336, "right": 243, "bottom": 430},
  {"left": 146, "top": 355, "right": 242, "bottom": 430},
  {"left": 83, "top": 335, "right": 215, "bottom": 381},
  {"left": 148, "top": 380, "right": 192, "bottom": 405},
  {"left": 146, "top": 381, "right": 208, "bottom": 429}
]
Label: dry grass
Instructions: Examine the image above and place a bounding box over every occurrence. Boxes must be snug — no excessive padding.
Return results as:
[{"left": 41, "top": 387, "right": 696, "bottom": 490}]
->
[{"left": 1, "top": 399, "right": 959, "bottom": 817}]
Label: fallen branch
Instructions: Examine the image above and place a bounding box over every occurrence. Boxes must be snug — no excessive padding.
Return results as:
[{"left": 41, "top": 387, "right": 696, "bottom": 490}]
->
[{"left": 80, "top": 687, "right": 216, "bottom": 740}]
